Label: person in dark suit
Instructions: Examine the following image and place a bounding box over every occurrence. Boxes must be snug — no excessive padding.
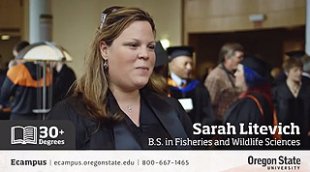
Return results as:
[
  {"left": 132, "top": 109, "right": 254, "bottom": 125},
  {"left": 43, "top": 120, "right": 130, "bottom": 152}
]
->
[
  {"left": 224, "top": 55, "right": 276, "bottom": 149},
  {"left": 273, "top": 58, "right": 310, "bottom": 149},
  {"left": 52, "top": 58, "right": 76, "bottom": 105},
  {"left": 167, "top": 46, "right": 214, "bottom": 126},
  {"left": 48, "top": 6, "right": 193, "bottom": 150}
]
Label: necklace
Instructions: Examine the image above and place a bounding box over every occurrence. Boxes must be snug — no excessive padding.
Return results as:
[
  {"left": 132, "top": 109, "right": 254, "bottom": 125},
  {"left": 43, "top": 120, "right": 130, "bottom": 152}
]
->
[{"left": 126, "top": 105, "right": 133, "bottom": 113}]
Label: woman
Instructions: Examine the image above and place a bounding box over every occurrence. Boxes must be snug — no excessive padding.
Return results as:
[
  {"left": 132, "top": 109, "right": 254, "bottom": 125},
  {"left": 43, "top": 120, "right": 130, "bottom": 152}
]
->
[
  {"left": 47, "top": 7, "right": 193, "bottom": 150},
  {"left": 223, "top": 55, "right": 275, "bottom": 149},
  {"left": 273, "top": 58, "right": 310, "bottom": 149}
]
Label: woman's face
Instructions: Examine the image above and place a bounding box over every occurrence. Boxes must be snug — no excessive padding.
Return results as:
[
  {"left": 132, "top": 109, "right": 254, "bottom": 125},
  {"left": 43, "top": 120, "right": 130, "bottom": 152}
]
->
[
  {"left": 100, "top": 21, "right": 155, "bottom": 91},
  {"left": 234, "top": 64, "right": 247, "bottom": 91},
  {"left": 287, "top": 66, "right": 302, "bottom": 83}
]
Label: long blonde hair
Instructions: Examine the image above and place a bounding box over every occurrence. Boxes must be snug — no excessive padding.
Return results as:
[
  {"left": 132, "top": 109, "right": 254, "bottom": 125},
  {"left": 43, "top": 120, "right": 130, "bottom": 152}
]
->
[{"left": 73, "top": 7, "right": 158, "bottom": 122}]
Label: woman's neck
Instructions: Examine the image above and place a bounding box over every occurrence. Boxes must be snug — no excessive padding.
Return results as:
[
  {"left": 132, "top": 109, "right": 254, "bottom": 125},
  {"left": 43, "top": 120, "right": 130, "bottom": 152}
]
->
[
  {"left": 110, "top": 85, "right": 140, "bottom": 103},
  {"left": 109, "top": 84, "right": 141, "bottom": 126},
  {"left": 286, "top": 79, "right": 301, "bottom": 97}
]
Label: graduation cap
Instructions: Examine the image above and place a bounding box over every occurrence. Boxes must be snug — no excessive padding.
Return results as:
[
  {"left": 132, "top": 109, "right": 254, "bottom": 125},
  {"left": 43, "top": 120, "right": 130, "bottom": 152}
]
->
[
  {"left": 166, "top": 46, "right": 194, "bottom": 60},
  {"left": 285, "top": 50, "right": 305, "bottom": 59},
  {"left": 155, "top": 41, "right": 168, "bottom": 67},
  {"left": 241, "top": 55, "right": 269, "bottom": 77}
]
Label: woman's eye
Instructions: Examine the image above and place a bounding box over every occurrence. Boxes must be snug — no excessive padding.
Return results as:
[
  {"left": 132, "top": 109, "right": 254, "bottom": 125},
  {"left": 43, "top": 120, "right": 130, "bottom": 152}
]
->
[
  {"left": 125, "top": 43, "right": 138, "bottom": 48},
  {"left": 129, "top": 43, "right": 138, "bottom": 47},
  {"left": 148, "top": 45, "right": 155, "bottom": 50}
]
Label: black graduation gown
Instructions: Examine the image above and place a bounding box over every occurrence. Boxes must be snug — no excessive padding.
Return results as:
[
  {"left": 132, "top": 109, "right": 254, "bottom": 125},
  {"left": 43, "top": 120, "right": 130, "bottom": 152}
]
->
[
  {"left": 273, "top": 82, "right": 310, "bottom": 149},
  {"left": 53, "top": 64, "right": 76, "bottom": 105},
  {"left": 168, "top": 79, "right": 214, "bottom": 126},
  {"left": 223, "top": 92, "right": 274, "bottom": 149},
  {"left": 47, "top": 89, "right": 193, "bottom": 150}
]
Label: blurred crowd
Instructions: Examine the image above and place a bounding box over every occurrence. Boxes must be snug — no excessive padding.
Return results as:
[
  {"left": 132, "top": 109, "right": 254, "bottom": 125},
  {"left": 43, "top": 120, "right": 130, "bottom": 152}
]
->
[{"left": 0, "top": 41, "right": 76, "bottom": 120}]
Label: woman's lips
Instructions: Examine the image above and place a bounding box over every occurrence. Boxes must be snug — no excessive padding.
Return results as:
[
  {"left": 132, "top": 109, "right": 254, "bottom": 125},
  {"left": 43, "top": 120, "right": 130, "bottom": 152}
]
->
[{"left": 136, "top": 66, "right": 149, "bottom": 70}]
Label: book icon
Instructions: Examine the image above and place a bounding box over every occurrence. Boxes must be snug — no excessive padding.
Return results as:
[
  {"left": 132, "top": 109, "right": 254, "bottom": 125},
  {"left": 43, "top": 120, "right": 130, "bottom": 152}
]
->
[{"left": 11, "top": 126, "right": 37, "bottom": 145}]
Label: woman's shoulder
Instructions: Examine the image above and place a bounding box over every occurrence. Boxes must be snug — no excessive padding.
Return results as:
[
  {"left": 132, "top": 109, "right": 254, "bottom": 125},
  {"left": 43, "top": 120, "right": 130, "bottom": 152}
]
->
[
  {"left": 142, "top": 89, "right": 185, "bottom": 114},
  {"left": 47, "top": 95, "right": 87, "bottom": 120},
  {"left": 144, "top": 89, "right": 180, "bottom": 105}
]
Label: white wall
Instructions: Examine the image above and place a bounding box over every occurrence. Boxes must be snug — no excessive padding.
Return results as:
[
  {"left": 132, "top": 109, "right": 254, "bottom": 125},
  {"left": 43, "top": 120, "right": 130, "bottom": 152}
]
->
[{"left": 52, "top": 0, "right": 182, "bottom": 77}]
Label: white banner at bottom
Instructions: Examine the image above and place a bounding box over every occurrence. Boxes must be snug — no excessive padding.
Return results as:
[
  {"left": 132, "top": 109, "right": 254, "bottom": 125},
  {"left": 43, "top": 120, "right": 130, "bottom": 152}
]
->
[{"left": 0, "top": 151, "right": 309, "bottom": 172}]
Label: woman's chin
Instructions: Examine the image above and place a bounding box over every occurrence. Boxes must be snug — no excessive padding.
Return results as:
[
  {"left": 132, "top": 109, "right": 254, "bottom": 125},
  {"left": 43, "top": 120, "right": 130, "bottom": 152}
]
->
[{"left": 133, "top": 79, "right": 149, "bottom": 89}]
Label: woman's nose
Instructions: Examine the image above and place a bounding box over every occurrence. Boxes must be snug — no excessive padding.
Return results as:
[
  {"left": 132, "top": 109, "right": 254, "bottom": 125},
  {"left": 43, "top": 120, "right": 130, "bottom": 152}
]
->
[{"left": 138, "top": 47, "right": 150, "bottom": 60}]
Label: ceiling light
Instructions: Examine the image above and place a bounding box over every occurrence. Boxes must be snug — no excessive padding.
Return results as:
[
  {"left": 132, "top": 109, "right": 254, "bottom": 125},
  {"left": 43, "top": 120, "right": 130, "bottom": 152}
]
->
[{"left": 1, "top": 35, "right": 10, "bottom": 40}]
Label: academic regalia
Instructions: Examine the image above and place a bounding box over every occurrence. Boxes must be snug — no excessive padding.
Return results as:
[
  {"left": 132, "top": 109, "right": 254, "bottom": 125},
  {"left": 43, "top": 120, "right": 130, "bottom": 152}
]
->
[
  {"left": 155, "top": 41, "right": 168, "bottom": 68},
  {"left": 166, "top": 46, "right": 214, "bottom": 126},
  {"left": 154, "top": 41, "right": 169, "bottom": 78},
  {"left": 223, "top": 92, "right": 274, "bottom": 149},
  {"left": 224, "top": 92, "right": 274, "bottom": 131},
  {"left": 168, "top": 78, "right": 214, "bottom": 126},
  {"left": 273, "top": 82, "right": 310, "bottom": 149},
  {"left": 223, "top": 56, "right": 275, "bottom": 150},
  {"left": 47, "top": 88, "right": 193, "bottom": 150}
]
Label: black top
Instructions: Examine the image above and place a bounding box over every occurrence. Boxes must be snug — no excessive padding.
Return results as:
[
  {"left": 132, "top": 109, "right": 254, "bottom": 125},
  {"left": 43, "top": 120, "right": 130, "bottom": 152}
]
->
[
  {"left": 47, "top": 89, "right": 193, "bottom": 150},
  {"left": 53, "top": 64, "right": 76, "bottom": 105},
  {"left": 120, "top": 97, "right": 175, "bottom": 149},
  {"left": 273, "top": 82, "right": 310, "bottom": 149}
]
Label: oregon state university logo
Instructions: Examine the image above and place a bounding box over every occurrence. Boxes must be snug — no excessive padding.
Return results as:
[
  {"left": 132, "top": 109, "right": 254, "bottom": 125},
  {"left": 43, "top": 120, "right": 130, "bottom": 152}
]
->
[{"left": 248, "top": 155, "right": 301, "bottom": 171}]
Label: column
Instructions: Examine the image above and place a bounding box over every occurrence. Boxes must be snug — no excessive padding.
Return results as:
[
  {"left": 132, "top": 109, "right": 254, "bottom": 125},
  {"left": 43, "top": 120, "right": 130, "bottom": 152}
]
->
[{"left": 29, "top": 0, "right": 52, "bottom": 43}]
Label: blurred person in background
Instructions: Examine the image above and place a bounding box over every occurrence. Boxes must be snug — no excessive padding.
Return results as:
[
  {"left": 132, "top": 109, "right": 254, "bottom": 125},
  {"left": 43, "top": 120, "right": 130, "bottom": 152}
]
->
[
  {"left": 273, "top": 57, "right": 310, "bottom": 149},
  {"left": 274, "top": 50, "right": 310, "bottom": 85},
  {"left": 224, "top": 55, "right": 276, "bottom": 149},
  {"left": 0, "top": 41, "right": 52, "bottom": 120},
  {"left": 9, "top": 41, "right": 29, "bottom": 69},
  {"left": 52, "top": 58, "right": 76, "bottom": 105},
  {"left": 152, "top": 41, "right": 169, "bottom": 94},
  {"left": 205, "top": 42, "right": 244, "bottom": 124},
  {"left": 167, "top": 46, "right": 214, "bottom": 127}
]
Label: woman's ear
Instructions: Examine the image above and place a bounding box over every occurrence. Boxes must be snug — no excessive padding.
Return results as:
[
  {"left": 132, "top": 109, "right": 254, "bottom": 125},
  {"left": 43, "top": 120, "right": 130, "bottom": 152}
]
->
[{"left": 99, "top": 41, "right": 109, "bottom": 60}]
